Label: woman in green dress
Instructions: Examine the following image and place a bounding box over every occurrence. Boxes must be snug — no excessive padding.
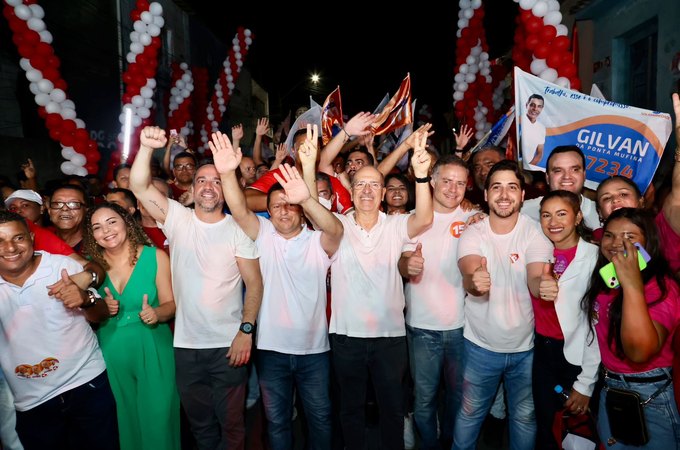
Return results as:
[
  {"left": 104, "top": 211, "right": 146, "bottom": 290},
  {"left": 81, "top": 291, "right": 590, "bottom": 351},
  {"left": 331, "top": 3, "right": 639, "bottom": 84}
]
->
[{"left": 83, "top": 202, "right": 179, "bottom": 450}]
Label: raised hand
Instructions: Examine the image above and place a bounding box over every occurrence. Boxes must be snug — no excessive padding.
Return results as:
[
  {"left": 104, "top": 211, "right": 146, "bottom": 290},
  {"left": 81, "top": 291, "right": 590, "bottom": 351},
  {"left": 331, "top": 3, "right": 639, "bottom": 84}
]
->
[
  {"left": 21, "top": 158, "right": 36, "bottom": 180},
  {"left": 673, "top": 93, "right": 680, "bottom": 148},
  {"left": 454, "top": 124, "right": 474, "bottom": 150},
  {"left": 405, "top": 123, "right": 434, "bottom": 149},
  {"left": 272, "top": 163, "right": 310, "bottom": 205},
  {"left": 231, "top": 124, "right": 244, "bottom": 141},
  {"left": 140, "top": 126, "right": 168, "bottom": 149},
  {"left": 256, "top": 117, "right": 270, "bottom": 136},
  {"left": 139, "top": 294, "right": 158, "bottom": 325},
  {"left": 274, "top": 143, "right": 287, "bottom": 163},
  {"left": 103, "top": 287, "right": 119, "bottom": 316},
  {"left": 49, "top": 269, "right": 88, "bottom": 309},
  {"left": 538, "top": 262, "right": 558, "bottom": 301},
  {"left": 209, "top": 131, "right": 242, "bottom": 174},
  {"left": 358, "top": 131, "right": 375, "bottom": 148},
  {"left": 297, "top": 124, "right": 319, "bottom": 170},
  {"left": 472, "top": 257, "right": 491, "bottom": 295},
  {"left": 344, "top": 112, "right": 377, "bottom": 137},
  {"left": 410, "top": 131, "right": 432, "bottom": 178},
  {"left": 611, "top": 239, "right": 644, "bottom": 291},
  {"left": 407, "top": 243, "right": 425, "bottom": 278}
]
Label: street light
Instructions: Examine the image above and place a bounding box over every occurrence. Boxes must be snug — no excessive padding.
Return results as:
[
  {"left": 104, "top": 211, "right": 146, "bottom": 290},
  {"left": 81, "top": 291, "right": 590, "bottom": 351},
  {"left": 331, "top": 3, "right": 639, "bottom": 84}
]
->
[{"left": 311, "top": 73, "right": 320, "bottom": 84}]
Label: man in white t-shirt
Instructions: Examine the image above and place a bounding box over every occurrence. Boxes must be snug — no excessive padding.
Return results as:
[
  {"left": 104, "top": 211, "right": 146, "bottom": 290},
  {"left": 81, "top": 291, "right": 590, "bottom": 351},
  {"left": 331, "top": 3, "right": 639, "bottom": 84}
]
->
[
  {"left": 0, "top": 211, "right": 118, "bottom": 450},
  {"left": 454, "top": 160, "right": 553, "bottom": 450},
  {"left": 522, "top": 94, "right": 546, "bottom": 170},
  {"left": 329, "top": 131, "right": 433, "bottom": 449},
  {"left": 522, "top": 145, "right": 601, "bottom": 230},
  {"left": 210, "top": 125, "right": 343, "bottom": 449},
  {"left": 131, "top": 127, "right": 263, "bottom": 450},
  {"left": 399, "top": 155, "right": 479, "bottom": 449}
]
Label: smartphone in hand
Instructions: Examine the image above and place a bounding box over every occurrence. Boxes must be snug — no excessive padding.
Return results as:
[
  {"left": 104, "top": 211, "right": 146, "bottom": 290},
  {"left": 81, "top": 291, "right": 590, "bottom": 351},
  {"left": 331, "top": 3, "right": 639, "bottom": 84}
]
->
[{"left": 599, "top": 243, "right": 651, "bottom": 289}]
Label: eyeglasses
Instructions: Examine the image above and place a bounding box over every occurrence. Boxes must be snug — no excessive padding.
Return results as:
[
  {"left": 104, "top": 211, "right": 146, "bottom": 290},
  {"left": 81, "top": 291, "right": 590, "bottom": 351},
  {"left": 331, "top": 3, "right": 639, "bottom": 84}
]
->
[
  {"left": 352, "top": 181, "right": 383, "bottom": 190},
  {"left": 174, "top": 164, "right": 195, "bottom": 171},
  {"left": 49, "top": 201, "right": 84, "bottom": 210}
]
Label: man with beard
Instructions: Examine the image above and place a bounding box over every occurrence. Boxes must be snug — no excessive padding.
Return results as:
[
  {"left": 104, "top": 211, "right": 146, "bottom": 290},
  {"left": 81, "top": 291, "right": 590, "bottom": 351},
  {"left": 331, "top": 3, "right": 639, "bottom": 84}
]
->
[
  {"left": 130, "top": 126, "right": 263, "bottom": 450},
  {"left": 454, "top": 160, "right": 552, "bottom": 450}
]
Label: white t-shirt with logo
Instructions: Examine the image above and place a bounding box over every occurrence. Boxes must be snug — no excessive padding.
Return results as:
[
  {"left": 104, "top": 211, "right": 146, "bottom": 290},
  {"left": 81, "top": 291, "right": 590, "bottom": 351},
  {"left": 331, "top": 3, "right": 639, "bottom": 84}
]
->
[
  {"left": 256, "top": 218, "right": 331, "bottom": 355},
  {"left": 0, "top": 252, "right": 106, "bottom": 411},
  {"left": 404, "top": 208, "right": 477, "bottom": 330},
  {"left": 160, "top": 200, "right": 259, "bottom": 349},
  {"left": 457, "top": 214, "right": 553, "bottom": 352}
]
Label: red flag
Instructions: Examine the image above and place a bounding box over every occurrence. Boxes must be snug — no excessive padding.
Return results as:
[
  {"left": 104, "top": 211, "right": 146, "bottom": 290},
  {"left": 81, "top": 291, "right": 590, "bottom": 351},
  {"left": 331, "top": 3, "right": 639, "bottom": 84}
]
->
[
  {"left": 321, "top": 86, "right": 344, "bottom": 145},
  {"left": 370, "top": 74, "right": 413, "bottom": 135}
]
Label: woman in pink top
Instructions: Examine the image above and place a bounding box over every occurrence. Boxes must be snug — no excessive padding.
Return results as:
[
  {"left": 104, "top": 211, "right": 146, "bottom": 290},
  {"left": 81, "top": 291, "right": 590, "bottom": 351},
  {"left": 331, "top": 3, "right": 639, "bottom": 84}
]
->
[{"left": 584, "top": 208, "right": 680, "bottom": 448}]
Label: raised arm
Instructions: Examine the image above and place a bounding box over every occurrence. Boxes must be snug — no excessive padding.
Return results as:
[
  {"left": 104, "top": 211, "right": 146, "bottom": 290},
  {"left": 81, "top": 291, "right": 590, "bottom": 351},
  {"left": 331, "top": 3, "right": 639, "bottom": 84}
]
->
[
  {"left": 130, "top": 126, "right": 171, "bottom": 224},
  {"left": 318, "top": 112, "right": 375, "bottom": 175},
  {"left": 298, "top": 124, "right": 319, "bottom": 200},
  {"left": 663, "top": 92, "right": 680, "bottom": 235},
  {"left": 231, "top": 123, "right": 244, "bottom": 152},
  {"left": 377, "top": 123, "right": 433, "bottom": 177},
  {"left": 407, "top": 131, "right": 434, "bottom": 238},
  {"left": 253, "top": 117, "right": 269, "bottom": 166},
  {"left": 209, "top": 130, "right": 260, "bottom": 240}
]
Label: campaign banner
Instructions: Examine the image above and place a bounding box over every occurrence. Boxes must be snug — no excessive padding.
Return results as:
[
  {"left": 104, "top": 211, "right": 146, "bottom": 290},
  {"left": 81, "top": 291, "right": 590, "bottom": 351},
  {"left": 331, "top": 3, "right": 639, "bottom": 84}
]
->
[{"left": 514, "top": 67, "right": 672, "bottom": 191}]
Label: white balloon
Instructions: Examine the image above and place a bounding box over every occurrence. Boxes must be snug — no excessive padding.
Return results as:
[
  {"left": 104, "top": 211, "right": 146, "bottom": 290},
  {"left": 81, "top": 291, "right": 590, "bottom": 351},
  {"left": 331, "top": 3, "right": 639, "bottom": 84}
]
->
[
  {"left": 530, "top": 58, "right": 548, "bottom": 75},
  {"left": 539, "top": 68, "right": 559, "bottom": 83},
  {"left": 547, "top": 0, "right": 560, "bottom": 11},
  {"left": 468, "top": 64, "right": 479, "bottom": 74},
  {"left": 39, "top": 30, "right": 53, "bottom": 44},
  {"left": 14, "top": 5, "right": 31, "bottom": 20},
  {"left": 181, "top": 73, "right": 192, "bottom": 83},
  {"left": 49, "top": 89, "right": 66, "bottom": 103},
  {"left": 126, "top": 52, "right": 136, "bottom": 63},
  {"left": 132, "top": 115, "right": 142, "bottom": 127},
  {"left": 149, "top": 2, "right": 163, "bottom": 15},
  {"left": 29, "top": 82, "right": 40, "bottom": 95},
  {"left": 181, "top": 127, "right": 190, "bottom": 135},
  {"left": 474, "top": 111, "right": 484, "bottom": 121},
  {"left": 215, "top": 89, "right": 223, "bottom": 98},
  {"left": 454, "top": 73, "right": 464, "bottom": 83},
  {"left": 465, "top": 73, "right": 476, "bottom": 83},
  {"left": 70, "top": 153, "right": 86, "bottom": 166},
  {"left": 453, "top": 91, "right": 464, "bottom": 101},
  {"left": 140, "top": 11, "right": 153, "bottom": 24},
  {"left": 475, "top": 121, "right": 485, "bottom": 131},
  {"left": 118, "top": 112, "right": 127, "bottom": 124},
  {"left": 518, "top": 0, "right": 537, "bottom": 10},
  {"left": 27, "top": 17, "right": 45, "bottom": 32},
  {"left": 480, "top": 52, "right": 489, "bottom": 61},
  {"left": 144, "top": 98, "right": 153, "bottom": 108},
  {"left": 471, "top": 0, "right": 482, "bottom": 8},
  {"left": 244, "top": 29, "right": 252, "bottom": 37},
  {"left": 227, "top": 81, "right": 235, "bottom": 90},
  {"left": 130, "top": 31, "right": 140, "bottom": 42},
  {"left": 460, "top": 0, "right": 471, "bottom": 8},
  {"left": 226, "top": 74, "right": 233, "bottom": 82},
  {"left": 170, "top": 87, "right": 179, "bottom": 96},
  {"left": 532, "top": 1, "right": 549, "bottom": 17},
  {"left": 463, "top": 8, "right": 474, "bottom": 19},
  {"left": 471, "top": 46, "right": 482, "bottom": 57},
  {"left": 180, "top": 62, "right": 188, "bottom": 70},
  {"left": 61, "top": 147, "right": 76, "bottom": 159},
  {"left": 139, "top": 33, "right": 152, "bottom": 46},
  {"left": 130, "top": 42, "right": 144, "bottom": 54},
  {"left": 132, "top": 95, "right": 145, "bottom": 107},
  {"left": 481, "top": 106, "right": 489, "bottom": 115},
  {"left": 459, "top": 64, "right": 469, "bottom": 74},
  {"left": 34, "top": 93, "right": 50, "bottom": 106},
  {"left": 174, "top": 95, "right": 183, "bottom": 104},
  {"left": 555, "top": 24, "right": 568, "bottom": 36},
  {"left": 29, "top": 4, "right": 45, "bottom": 19},
  {"left": 235, "top": 60, "right": 242, "bottom": 68},
  {"left": 475, "top": 130, "right": 485, "bottom": 140},
  {"left": 37, "top": 79, "right": 54, "bottom": 93},
  {"left": 75, "top": 118, "right": 85, "bottom": 128},
  {"left": 458, "top": 82, "right": 469, "bottom": 92},
  {"left": 556, "top": 77, "right": 571, "bottom": 88},
  {"left": 457, "top": 19, "right": 468, "bottom": 30},
  {"left": 244, "top": 37, "right": 252, "bottom": 46},
  {"left": 60, "top": 108, "right": 76, "bottom": 120},
  {"left": 62, "top": 99, "right": 75, "bottom": 110},
  {"left": 5, "top": 0, "right": 22, "bottom": 6},
  {"left": 140, "top": 87, "right": 153, "bottom": 98},
  {"left": 218, "top": 106, "right": 226, "bottom": 113},
  {"left": 137, "top": 107, "right": 150, "bottom": 119},
  {"left": 153, "top": 16, "right": 164, "bottom": 28},
  {"left": 544, "top": 11, "right": 562, "bottom": 26},
  {"left": 480, "top": 67, "right": 490, "bottom": 76},
  {"left": 211, "top": 120, "right": 218, "bottom": 128},
  {"left": 147, "top": 24, "right": 161, "bottom": 37},
  {"left": 60, "top": 161, "right": 76, "bottom": 175},
  {"left": 146, "top": 79, "right": 156, "bottom": 89},
  {"left": 207, "top": 113, "right": 214, "bottom": 121},
  {"left": 181, "top": 88, "right": 190, "bottom": 97},
  {"left": 217, "top": 97, "right": 225, "bottom": 105},
  {"left": 133, "top": 21, "right": 146, "bottom": 33},
  {"left": 74, "top": 167, "right": 88, "bottom": 177},
  {"left": 19, "top": 58, "right": 32, "bottom": 71},
  {"left": 26, "top": 69, "right": 42, "bottom": 82}
]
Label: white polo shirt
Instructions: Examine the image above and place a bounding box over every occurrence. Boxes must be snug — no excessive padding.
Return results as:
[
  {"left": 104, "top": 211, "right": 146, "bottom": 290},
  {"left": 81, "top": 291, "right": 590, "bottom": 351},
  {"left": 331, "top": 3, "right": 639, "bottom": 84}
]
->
[
  {"left": 160, "top": 200, "right": 258, "bottom": 349},
  {"left": 521, "top": 118, "right": 546, "bottom": 170},
  {"left": 457, "top": 215, "right": 552, "bottom": 353},
  {"left": 255, "top": 217, "right": 331, "bottom": 355},
  {"left": 404, "top": 208, "right": 477, "bottom": 331},
  {"left": 0, "top": 252, "right": 106, "bottom": 411},
  {"left": 330, "top": 212, "right": 414, "bottom": 337},
  {"left": 522, "top": 195, "right": 601, "bottom": 230}
]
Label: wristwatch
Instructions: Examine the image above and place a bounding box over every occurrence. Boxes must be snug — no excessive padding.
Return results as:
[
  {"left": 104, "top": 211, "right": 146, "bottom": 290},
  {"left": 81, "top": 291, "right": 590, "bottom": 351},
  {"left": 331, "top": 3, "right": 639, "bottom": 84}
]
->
[
  {"left": 239, "top": 322, "right": 255, "bottom": 334},
  {"left": 88, "top": 270, "right": 98, "bottom": 288},
  {"left": 414, "top": 176, "right": 432, "bottom": 183},
  {"left": 80, "top": 290, "right": 98, "bottom": 309}
]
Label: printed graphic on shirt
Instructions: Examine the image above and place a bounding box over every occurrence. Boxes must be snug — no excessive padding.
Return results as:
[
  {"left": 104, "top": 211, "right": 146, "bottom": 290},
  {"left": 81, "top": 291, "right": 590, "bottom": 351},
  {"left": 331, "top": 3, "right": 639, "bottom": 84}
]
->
[
  {"left": 450, "top": 221, "right": 467, "bottom": 238},
  {"left": 510, "top": 253, "right": 520, "bottom": 263},
  {"left": 15, "top": 357, "right": 59, "bottom": 379}
]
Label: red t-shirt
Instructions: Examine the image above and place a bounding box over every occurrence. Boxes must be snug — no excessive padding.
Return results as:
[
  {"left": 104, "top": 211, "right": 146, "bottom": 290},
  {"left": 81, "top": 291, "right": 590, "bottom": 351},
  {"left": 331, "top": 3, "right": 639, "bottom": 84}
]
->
[
  {"left": 143, "top": 226, "right": 169, "bottom": 254},
  {"left": 26, "top": 220, "right": 74, "bottom": 256},
  {"left": 532, "top": 245, "right": 578, "bottom": 339},
  {"left": 169, "top": 182, "right": 188, "bottom": 201},
  {"left": 249, "top": 169, "right": 352, "bottom": 213}
]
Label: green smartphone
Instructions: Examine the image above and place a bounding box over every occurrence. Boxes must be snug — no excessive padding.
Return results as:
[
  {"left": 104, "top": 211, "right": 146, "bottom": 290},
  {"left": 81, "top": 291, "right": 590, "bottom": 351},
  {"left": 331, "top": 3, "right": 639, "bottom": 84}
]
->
[{"left": 599, "top": 243, "right": 650, "bottom": 289}]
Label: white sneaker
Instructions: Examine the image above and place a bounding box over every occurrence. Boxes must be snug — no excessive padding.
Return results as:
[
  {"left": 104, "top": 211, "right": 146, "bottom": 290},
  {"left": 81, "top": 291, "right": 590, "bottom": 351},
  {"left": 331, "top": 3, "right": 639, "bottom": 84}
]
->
[{"left": 404, "top": 413, "right": 415, "bottom": 449}]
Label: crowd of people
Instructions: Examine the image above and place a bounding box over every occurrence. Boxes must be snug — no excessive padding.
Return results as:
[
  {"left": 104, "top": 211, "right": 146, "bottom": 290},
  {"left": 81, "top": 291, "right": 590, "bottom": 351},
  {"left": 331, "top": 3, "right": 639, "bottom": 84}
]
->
[{"left": 0, "top": 93, "right": 680, "bottom": 450}]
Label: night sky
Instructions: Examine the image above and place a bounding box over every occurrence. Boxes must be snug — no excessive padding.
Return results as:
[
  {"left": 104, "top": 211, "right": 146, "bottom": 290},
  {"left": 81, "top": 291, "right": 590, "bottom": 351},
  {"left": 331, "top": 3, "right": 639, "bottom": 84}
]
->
[{"left": 192, "top": 1, "right": 519, "bottom": 126}]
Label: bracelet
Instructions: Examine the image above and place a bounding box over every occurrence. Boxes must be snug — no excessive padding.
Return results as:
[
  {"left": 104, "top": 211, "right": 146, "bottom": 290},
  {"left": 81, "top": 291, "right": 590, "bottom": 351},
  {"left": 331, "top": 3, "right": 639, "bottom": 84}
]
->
[
  {"left": 341, "top": 128, "right": 351, "bottom": 143},
  {"left": 88, "top": 270, "right": 98, "bottom": 288},
  {"left": 414, "top": 176, "right": 431, "bottom": 183}
]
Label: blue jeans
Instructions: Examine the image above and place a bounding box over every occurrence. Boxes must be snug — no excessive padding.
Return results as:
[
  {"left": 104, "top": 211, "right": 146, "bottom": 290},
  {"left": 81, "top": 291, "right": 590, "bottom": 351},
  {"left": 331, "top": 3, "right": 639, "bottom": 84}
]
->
[
  {"left": 407, "top": 326, "right": 464, "bottom": 449},
  {"left": 598, "top": 367, "right": 680, "bottom": 449},
  {"left": 257, "top": 350, "right": 331, "bottom": 450},
  {"left": 453, "top": 339, "right": 535, "bottom": 450}
]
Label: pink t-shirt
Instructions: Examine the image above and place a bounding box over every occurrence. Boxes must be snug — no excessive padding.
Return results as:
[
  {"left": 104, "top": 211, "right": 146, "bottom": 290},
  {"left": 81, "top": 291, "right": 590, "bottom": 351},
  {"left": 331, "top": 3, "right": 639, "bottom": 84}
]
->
[
  {"left": 656, "top": 211, "right": 680, "bottom": 273},
  {"left": 594, "top": 277, "right": 680, "bottom": 373},
  {"left": 532, "top": 245, "right": 577, "bottom": 339}
]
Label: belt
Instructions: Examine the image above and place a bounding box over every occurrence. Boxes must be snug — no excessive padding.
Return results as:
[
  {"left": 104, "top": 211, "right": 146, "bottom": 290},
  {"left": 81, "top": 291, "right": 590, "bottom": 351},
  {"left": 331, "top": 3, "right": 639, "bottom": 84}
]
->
[{"left": 604, "top": 370, "right": 671, "bottom": 384}]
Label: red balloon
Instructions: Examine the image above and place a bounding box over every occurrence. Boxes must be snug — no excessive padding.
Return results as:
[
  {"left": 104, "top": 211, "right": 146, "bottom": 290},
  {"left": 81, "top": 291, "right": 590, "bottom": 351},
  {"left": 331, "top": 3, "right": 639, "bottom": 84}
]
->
[
  {"left": 552, "top": 36, "right": 570, "bottom": 52},
  {"left": 30, "top": 55, "right": 48, "bottom": 71},
  {"left": 61, "top": 119, "right": 77, "bottom": 133},
  {"left": 54, "top": 79, "right": 68, "bottom": 91},
  {"left": 85, "top": 162, "right": 99, "bottom": 174},
  {"left": 534, "top": 43, "right": 550, "bottom": 59},
  {"left": 23, "top": 30, "right": 40, "bottom": 46},
  {"left": 561, "top": 51, "right": 573, "bottom": 66},
  {"left": 47, "top": 55, "right": 61, "bottom": 69},
  {"left": 136, "top": 0, "right": 150, "bottom": 10},
  {"left": 132, "top": 74, "right": 146, "bottom": 88},
  {"left": 74, "top": 141, "right": 88, "bottom": 154},
  {"left": 49, "top": 128, "right": 62, "bottom": 141},
  {"left": 546, "top": 51, "right": 563, "bottom": 69},
  {"left": 42, "top": 68, "right": 59, "bottom": 81},
  {"left": 12, "top": 33, "right": 25, "bottom": 47},
  {"left": 142, "top": 66, "right": 156, "bottom": 78},
  {"left": 525, "top": 33, "right": 540, "bottom": 51},
  {"left": 17, "top": 44, "right": 34, "bottom": 58},
  {"left": 526, "top": 17, "right": 543, "bottom": 34},
  {"left": 540, "top": 25, "right": 557, "bottom": 42},
  {"left": 46, "top": 114, "right": 63, "bottom": 128},
  {"left": 61, "top": 133, "right": 75, "bottom": 148},
  {"left": 37, "top": 106, "right": 47, "bottom": 118},
  {"left": 74, "top": 129, "right": 90, "bottom": 143},
  {"left": 87, "top": 141, "right": 99, "bottom": 152},
  {"left": 35, "top": 42, "right": 53, "bottom": 57},
  {"left": 520, "top": 9, "right": 533, "bottom": 22},
  {"left": 131, "top": 10, "right": 141, "bottom": 21},
  {"left": 122, "top": 93, "right": 132, "bottom": 104},
  {"left": 561, "top": 62, "right": 578, "bottom": 78},
  {"left": 570, "top": 78, "right": 581, "bottom": 91}
]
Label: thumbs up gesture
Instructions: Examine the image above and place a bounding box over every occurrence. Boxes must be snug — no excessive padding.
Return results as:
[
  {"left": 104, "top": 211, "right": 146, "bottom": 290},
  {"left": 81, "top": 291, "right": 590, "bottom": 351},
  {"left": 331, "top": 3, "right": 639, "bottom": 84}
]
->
[
  {"left": 48, "top": 269, "right": 88, "bottom": 309},
  {"left": 103, "top": 287, "right": 120, "bottom": 316},
  {"left": 407, "top": 243, "right": 425, "bottom": 278},
  {"left": 472, "top": 257, "right": 491, "bottom": 295},
  {"left": 138, "top": 294, "right": 158, "bottom": 325},
  {"left": 538, "top": 262, "right": 558, "bottom": 301}
]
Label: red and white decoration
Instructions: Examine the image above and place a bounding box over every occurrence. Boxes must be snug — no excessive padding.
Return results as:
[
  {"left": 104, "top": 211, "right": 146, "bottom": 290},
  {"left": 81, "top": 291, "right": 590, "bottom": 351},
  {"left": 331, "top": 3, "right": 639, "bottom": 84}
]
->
[
  {"left": 167, "top": 62, "right": 194, "bottom": 137},
  {"left": 198, "top": 27, "right": 252, "bottom": 153},
  {"left": 452, "top": 0, "right": 494, "bottom": 141},
  {"left": 3, "top": 0, "right": 101, "bottom": 175},
  {"left": 512, "top": 0, "right": 580, "bottom": 90}
]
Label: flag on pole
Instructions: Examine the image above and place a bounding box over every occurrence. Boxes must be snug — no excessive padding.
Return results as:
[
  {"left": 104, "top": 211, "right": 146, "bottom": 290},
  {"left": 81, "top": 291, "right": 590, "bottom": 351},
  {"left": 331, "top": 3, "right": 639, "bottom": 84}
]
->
[
  {"left": 284, "top": 105, "right": 322, "bottom": 160},
  {"left": 321, "top": 86, "right": 343, "bottom": 145},
  {"left": 472, "top": 106, "right": 515, "bottom": 152},
  {"left": 371, "top": 74, "right": 413, "bottom": 135}
]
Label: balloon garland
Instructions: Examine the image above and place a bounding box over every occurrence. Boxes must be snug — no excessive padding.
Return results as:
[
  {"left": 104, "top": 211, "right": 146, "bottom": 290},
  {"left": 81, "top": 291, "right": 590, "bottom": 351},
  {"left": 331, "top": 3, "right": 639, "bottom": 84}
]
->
[
  {"left": 167, "top": 62, "right": 194, "bottom": 137},
  {"left": 513, "top": 0, "right": 580, "bottom": 90},
  {"left": 198, "top": 27, "right": 253, "bottom": 153},
  {"left": 3, "top": 0, "right": 100, "bottom": 175},
  {"left": 452, "top": 0, "right": 494, "bottom": 141},
  {"left": 190, "top": 67, "right": 209, "bottom": 150}
]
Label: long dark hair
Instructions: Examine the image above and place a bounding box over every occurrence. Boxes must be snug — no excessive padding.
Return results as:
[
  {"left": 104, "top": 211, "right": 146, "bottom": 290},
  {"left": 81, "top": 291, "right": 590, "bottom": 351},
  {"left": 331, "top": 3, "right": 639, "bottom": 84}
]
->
[
  {"left": 382, "top": 173, "right": 414, "bottom": 213},
  {"left": 582, "top": 208, "right": 677, "bottom": 358}
]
